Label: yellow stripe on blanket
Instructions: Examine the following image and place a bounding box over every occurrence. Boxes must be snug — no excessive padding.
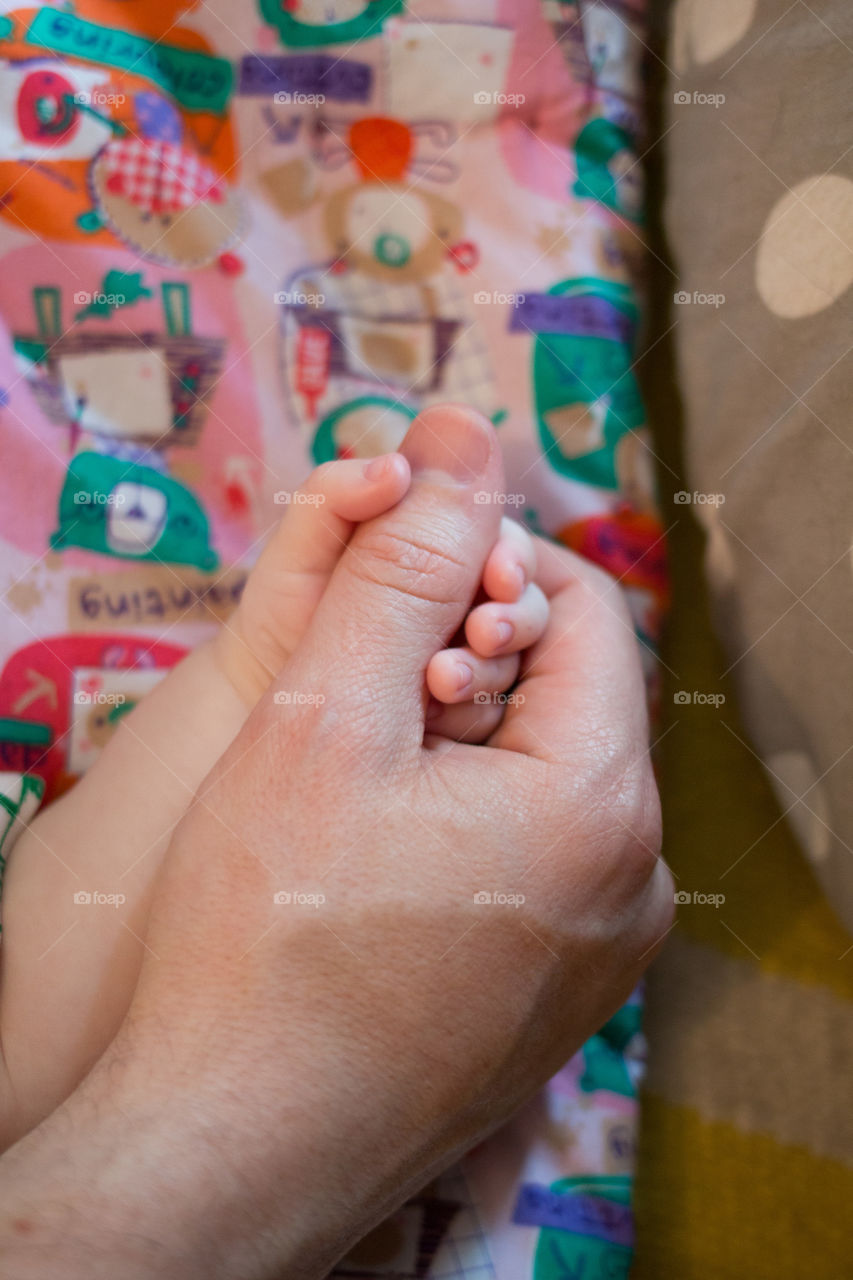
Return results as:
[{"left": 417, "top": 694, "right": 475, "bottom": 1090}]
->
[{"left": 633, "top": 1095, "right": 853, "bottom": 1280}]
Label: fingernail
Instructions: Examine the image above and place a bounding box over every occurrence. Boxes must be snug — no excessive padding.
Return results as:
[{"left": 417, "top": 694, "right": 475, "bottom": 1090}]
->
[
  {"left": 364, "top": 453, "right": 393, "bottom": 481},
  {"left": 494, "top": 621, "right": 513, "bottom": 648},
  {"left": 402, "top": 405, "right": 492, "bottom": 483},
  {"left": 454, "top": 660, "right": 473, "bottom": 692}
]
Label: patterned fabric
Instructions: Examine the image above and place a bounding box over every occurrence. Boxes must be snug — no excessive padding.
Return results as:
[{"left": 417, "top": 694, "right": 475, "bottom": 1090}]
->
[
  {"left": 0, "top": 771, "right": 44, "bottom": 922},
  {"left": 664, "top": 0, "right": 853, "bottom": 935},
  {"left": 0, "top": 3, "right": 664, "bottom": 1275},
  {"left": 634, "top": 2, "right": 853, "bottom": 1275},
  {"left": 103, "top": 137, "right": 225, "bottom": 213},
  {"left": 633, "top": 485, "right": 853, "bottom": 1279}
]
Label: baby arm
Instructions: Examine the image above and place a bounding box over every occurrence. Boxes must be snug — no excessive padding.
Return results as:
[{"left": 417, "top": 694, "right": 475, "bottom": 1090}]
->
[
  {"left": 0, "top": 454, "right": 410, "bottom": 1146},
  {"left": 0, "top": 452, "right": 548, "bottom": 1147}
]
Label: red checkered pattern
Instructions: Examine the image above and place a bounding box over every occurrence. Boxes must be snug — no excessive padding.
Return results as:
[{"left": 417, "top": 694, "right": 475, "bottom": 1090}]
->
[{"left": 101, "top": 138, "right": 224, "bottom": 215}]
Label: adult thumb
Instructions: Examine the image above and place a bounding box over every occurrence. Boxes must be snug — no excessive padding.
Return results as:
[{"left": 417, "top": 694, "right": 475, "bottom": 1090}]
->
[{"left": 291, "top": 404, "right": 504, "bottom": 748}]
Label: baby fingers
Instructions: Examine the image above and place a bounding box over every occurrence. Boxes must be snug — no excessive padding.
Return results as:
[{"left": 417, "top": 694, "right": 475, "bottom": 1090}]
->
[
  {"left": 426, "top": 647, "right": 520, "bottom": 705},
  {"left": 464, "top": 582, "right": 550, "bottom": 658},
  {"left": 480, "top": 517, "right": 538, "bottom": 604}
]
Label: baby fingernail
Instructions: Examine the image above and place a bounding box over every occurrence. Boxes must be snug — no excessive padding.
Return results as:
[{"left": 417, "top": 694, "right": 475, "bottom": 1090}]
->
[
  {"left": 495, "top": 621, "right": 513, "bottom": 647},
  {"left": 455, "top": 661, "right": 473, "bottom": 692}
]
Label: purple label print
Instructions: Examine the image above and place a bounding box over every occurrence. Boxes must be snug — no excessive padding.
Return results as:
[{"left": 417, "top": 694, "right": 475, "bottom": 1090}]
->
[
  {"left": 239, "top": 55, "right": 373, "bottom": 102},
  {"left": 509, "top": 292, "right": 634, "bottom": 344},
  {"left": 512, "top": 1184, "right": 635, "bottom": 1248}
]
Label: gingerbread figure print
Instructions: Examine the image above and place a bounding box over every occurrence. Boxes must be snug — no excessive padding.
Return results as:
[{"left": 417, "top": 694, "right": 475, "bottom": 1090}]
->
[{"left": 273, "top": 115, "right": 500, "bottom": 461}]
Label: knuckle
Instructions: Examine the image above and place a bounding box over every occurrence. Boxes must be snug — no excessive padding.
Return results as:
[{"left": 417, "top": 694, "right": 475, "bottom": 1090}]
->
[
  {"left": 624, "top": 858, "right": 676, "bottom": 973},
  {"left": 616, "top": 761, "right": 661, "bottom": 848},
  {"left": 652, "top": 861, "right": 676, "bottom": 934},
  {"left": 580, "top": 744, "right": 662, "bottom": 880},
  {"left": 558, "top": 541, "right": 624, "bottom": 601},
  {"left": 578, "top": 565, "right": 634, "bottom": 629},
  {"left": 617, "top": 759, "right": 662, "bottom": 858},
  {"left": 351, "top": 523, "right": 468, "bottom": 608},
  {"left": 571, "top": 547, "right": 613, "bottom": 592}
]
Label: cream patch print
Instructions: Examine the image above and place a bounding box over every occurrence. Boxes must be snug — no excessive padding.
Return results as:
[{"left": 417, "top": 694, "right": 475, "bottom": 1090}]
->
[{"left": 0, "top": 244, "right": 265, "bottom": 571}]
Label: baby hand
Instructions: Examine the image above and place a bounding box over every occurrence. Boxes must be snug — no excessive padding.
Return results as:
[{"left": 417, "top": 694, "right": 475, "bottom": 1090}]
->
[
  {"left": 216, "top": 459, "right": 548, "bottom": 741},
  {"left": 424, "top": 516, "right": 549, "bottom": 742},
  {"left": 0, "top": 420, "right": 548, "bottom": 1144}
]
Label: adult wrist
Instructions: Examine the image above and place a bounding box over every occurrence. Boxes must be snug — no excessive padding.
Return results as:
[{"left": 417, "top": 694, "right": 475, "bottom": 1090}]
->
[{"left": 0, "top": 1050, "right": 318, "bottom": 1280}]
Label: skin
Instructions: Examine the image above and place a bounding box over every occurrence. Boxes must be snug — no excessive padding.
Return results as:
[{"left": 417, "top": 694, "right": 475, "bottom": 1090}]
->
[
  {"left": 0, "top": 440, "right": 546, "bottom": 1147},
  {"left": 0, "top": 406, "right": 673, "bottom": 1279}
]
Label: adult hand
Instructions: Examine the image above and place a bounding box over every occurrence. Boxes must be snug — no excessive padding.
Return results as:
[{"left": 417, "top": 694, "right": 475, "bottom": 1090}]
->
[{"left": 0, "top": 405, "right": 672, "bottom": 1280}]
